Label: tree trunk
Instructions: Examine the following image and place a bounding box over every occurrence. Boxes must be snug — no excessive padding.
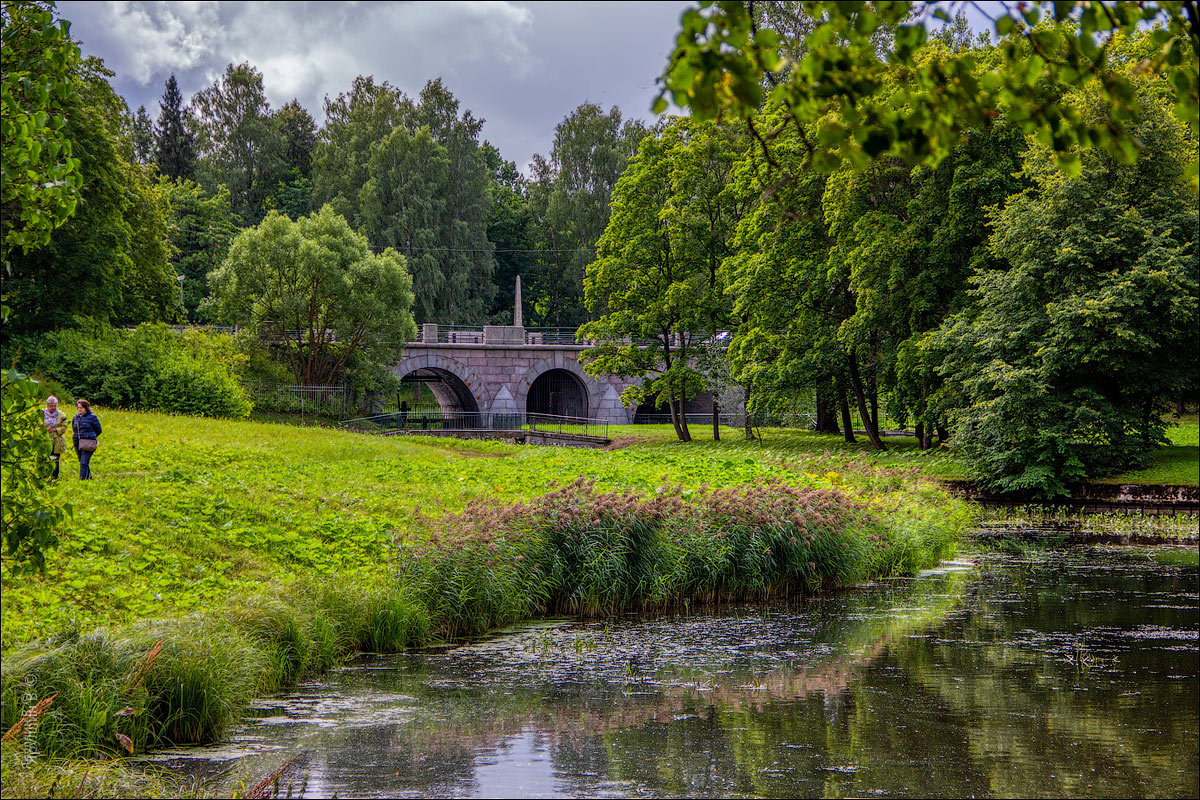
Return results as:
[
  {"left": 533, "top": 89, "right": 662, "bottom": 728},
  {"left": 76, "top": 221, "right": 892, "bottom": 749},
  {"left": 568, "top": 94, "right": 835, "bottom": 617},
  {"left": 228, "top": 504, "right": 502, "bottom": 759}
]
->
[
  {"left": 847, "top": 354, "right": 887, "bottom": 451},
  {"left": 712, "top": 393, "right": 720, "bottom": 441},
  {"left": 868, "top": 382, "right": 879, "bottom": 433},
  {"left": 815, "top": 383, "right": 839, "bottom": 433},
  {"left": 743, "top": 385, "right": 754, "bottom": 441},
  {"left": 838, "top": 386, "right": 856, "bottom": 444},
  {"left": 936, "top": 424, "right": 949, "bottom": 444},
  {"left": 677, "top": 377, "right": 692, "bottom": 442},
  {"left": 666, "top": 391, "right": 685, "bottom": 441},
  {"left": 915, "top": 422, "right": 926, "bottom": 451}
]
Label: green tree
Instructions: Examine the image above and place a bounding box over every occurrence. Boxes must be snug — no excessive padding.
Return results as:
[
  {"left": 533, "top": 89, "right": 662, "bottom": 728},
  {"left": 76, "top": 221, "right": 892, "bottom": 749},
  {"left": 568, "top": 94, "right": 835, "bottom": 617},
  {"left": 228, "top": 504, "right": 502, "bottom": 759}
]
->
[
  {"left": 360, "top": 125, "right": 450, "bottom": 324},
  {"left": 405, "top": 79, "right": 495, "bottom": 322},
  {"left": 1, "top": 362, "right": 69, "bottom": 573},
  {"left": 191, "top": 63, "right": 286, "bottom": 224},
  {"left": 482, "top": 141, "right": 533, "bottom": 323},
  {"left": 527, "top": 103, "right": 649, "bottom": 327},
  {"left": 275, "top": 98, "right": 316, "bottom": 177},
  {"left": 0, "top": 0, "right": 82, "bottom": 266},
  {"left": 316, "top": 77, "right": 495, "bottom": 323},
  {"left": 580, "top": 119, "right": 741, "bottom": 441},
  {"left": 154, "top": 73, "right": 195, "bottom": 181},
  {"left": 131, "top": 103, "right": 154, "bottom": 163},
  {"left": 937, "top": 93, "right": 1198, "bottom": 496},
  {"left": 206, "top": 205, "right": 417, "bottom": 386},
  {"left": 658, "top": 1, "right": 1198, "bottom": 188},
  {"left": 162, "top": 179, "right": 239, "bottom": 319},
  {"left": 312, "top": 75, "right": 408, "bottom": 225},
  {"left": 6, "top": 57, "right": 176, "bottom": 331}
]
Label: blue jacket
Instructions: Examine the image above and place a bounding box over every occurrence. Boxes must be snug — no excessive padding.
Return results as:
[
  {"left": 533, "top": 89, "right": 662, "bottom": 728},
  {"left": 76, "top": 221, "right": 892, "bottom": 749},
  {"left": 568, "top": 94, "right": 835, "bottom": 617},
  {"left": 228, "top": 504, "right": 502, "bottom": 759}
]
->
[{"left": 72, "top": 412, "right": 102, "bottom": 440}]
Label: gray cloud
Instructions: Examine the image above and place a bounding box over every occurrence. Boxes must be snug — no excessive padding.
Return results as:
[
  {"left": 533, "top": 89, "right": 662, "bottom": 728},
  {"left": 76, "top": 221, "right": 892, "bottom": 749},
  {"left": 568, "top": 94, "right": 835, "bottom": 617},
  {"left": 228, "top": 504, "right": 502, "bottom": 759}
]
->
[{"left": 57, "top": 0, "right": 690, "bottom": 172}]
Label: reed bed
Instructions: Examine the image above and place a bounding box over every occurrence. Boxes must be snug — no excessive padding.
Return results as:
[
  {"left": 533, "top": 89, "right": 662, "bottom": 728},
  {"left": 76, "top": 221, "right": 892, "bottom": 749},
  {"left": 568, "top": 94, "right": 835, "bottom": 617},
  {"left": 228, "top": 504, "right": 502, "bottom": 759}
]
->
[{"left": 2, "top": 479, "right": 964, "bottom": 762}]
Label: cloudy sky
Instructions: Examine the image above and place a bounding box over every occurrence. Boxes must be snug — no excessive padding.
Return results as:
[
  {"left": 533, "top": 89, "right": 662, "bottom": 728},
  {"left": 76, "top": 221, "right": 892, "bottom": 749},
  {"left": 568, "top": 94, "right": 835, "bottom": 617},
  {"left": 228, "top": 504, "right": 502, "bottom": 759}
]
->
[{"left": 55, "top": 1, "right": 693, "bottom": 173}]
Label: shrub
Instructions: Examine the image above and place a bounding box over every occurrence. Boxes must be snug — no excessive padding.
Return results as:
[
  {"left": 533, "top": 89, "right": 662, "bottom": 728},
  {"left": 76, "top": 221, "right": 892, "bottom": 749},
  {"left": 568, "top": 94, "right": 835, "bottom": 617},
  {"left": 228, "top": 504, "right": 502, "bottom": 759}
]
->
[{"left": 33, "top": 324, "right": 250, "bottom": 418}]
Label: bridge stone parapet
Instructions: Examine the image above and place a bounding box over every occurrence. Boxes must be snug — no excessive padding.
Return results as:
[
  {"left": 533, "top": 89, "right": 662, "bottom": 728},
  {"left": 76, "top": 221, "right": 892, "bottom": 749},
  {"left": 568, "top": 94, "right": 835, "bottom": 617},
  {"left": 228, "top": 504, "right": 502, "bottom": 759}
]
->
[{"left": 393, "top": 327, "right": 638, "bottom": 424}]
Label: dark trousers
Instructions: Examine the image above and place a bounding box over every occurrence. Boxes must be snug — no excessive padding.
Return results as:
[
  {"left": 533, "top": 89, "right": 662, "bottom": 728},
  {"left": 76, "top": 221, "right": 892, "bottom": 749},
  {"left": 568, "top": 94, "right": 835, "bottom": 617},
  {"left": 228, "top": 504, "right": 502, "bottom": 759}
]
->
[
  {"left": 51, "top": 453, "right": 60, "bottom": 479},
  {"left": 79, "top": 449, "right": 93, "bottom": 480}
]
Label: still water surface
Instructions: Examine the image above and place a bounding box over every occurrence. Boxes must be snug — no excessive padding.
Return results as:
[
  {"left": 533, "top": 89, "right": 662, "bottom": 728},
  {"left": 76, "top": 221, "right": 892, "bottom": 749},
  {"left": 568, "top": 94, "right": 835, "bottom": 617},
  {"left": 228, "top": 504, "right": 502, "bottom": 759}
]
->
[{"left": 157, "top": 547, "right": 1199, "bottom": 798}]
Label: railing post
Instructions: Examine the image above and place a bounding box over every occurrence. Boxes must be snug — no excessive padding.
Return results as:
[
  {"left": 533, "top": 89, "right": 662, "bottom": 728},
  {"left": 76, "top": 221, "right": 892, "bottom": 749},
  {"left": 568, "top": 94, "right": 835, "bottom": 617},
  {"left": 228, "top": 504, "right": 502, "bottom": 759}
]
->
[{"left": 422, "top": 323, "right": 438, "bottom": 343}]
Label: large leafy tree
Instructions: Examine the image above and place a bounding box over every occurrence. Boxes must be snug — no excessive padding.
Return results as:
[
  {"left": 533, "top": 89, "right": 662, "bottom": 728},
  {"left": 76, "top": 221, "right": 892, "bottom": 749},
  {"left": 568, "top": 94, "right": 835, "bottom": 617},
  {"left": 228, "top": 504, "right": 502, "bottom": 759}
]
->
[
  {"left": 1, "top": 0, "right": 80, "bottom": 574},
  {"left": 580, "top": 119, "right": 742, "bottom": 442},
  {"left": 527, "top": 103, "right": 648, "bottom": 327},
  {"left": 482, "top": 141, "right": 533, "bottom": 323},
  {"left": 154, "top": 73, "right": 196, "bottom": 181},
  {"left": 937, "top": 92, "right": 1198, "bottom": 496},
  {"left": 265, "top": 98, "right": 317, "bottom": 220},
  {"left": 191, "top": 63, "right": 286, "bottom": 224},
  {"left": 0, "top": 0, "right": 82, "bottom": 267},
  {"left": 207, "top": 205, "right": 417, "bottom": 386},
  {"left": 360, "top": 125, "right": 450, "bottom": 323},
  {"left": 312, "top": 76, "right": 408, "bottom": 225},
  {"left": 6, "top": 57, "right": 177, "bottom": 331},
  {"left": 316, "top": 77, "right": 494, "bottom": 323}
]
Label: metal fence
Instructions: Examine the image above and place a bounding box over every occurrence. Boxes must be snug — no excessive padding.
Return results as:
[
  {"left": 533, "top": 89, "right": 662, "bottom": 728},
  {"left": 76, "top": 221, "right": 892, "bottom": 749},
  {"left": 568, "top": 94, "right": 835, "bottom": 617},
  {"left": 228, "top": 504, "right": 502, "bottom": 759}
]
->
[
  {"left": 242, "top": 382, "right": 352, "bottom": 417},
  {"left": 341, "top": 410, "right": 609, "bottom": 440}
]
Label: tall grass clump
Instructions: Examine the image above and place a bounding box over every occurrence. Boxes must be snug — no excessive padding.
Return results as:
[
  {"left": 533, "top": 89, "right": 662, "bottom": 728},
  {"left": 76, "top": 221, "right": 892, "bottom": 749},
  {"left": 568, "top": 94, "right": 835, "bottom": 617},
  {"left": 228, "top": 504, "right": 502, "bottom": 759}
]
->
[{"left": 402, "top": 478, "right": 964, "bottom": 639}]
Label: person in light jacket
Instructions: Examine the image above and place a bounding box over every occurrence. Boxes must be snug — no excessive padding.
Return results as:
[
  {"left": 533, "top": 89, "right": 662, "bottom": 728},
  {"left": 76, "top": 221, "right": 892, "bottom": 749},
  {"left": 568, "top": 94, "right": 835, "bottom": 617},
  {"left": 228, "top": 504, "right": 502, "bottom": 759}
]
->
[
  {"left": 71, "top": 399, "right": 102, "bottom": 480},
  {"left": 43, "top": 396, "right": 68, "bottom": 479}
]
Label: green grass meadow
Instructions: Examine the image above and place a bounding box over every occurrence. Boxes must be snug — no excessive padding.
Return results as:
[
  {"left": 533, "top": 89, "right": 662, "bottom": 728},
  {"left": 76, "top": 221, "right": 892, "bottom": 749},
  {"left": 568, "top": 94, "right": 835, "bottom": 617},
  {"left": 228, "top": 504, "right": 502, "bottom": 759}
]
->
[{"left": 1, "top": 412, "right": 967, "bottom": 647}]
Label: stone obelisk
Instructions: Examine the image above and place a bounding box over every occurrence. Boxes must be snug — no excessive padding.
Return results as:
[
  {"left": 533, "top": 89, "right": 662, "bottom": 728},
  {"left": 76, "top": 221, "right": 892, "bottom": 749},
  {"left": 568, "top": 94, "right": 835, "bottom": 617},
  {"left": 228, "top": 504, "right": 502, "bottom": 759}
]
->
[{"left": 513, "top": 274, "right": 524, "bottom": 328}]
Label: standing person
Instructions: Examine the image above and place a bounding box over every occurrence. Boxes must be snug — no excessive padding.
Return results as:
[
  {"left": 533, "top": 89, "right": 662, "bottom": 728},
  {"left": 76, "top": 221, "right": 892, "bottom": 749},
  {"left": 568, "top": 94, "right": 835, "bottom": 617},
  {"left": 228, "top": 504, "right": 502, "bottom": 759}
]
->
[
  {"left": 43, "top": 396, "right": 68, "bottom": 479},
  {"left": 71, "top": 399, "right": 102, "bottom": 480}
]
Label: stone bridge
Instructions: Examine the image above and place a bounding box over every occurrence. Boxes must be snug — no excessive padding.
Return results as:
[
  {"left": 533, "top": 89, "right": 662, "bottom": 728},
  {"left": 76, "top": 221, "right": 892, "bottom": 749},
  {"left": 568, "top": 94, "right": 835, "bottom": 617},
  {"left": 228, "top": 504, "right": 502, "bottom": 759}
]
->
[{"left": 393, "top": 323, "right": 640, "bottom": 424}]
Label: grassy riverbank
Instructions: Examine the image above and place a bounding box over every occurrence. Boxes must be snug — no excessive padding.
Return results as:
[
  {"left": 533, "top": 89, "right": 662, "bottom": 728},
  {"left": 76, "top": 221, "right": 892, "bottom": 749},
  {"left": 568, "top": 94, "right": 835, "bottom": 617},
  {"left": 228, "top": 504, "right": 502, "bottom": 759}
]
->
[{"left": 2, "top": 409, "right": 970, "bottom": 768}]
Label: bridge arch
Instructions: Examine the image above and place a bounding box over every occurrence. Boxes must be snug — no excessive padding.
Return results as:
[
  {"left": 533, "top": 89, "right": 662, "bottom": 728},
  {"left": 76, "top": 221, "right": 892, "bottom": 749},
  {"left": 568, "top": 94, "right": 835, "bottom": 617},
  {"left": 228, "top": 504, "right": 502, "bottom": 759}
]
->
[
  {"left": 391, "top": 354, "right": 485, "bottom": 414},
  {"left": 514, "top": 359, "right": 603, "bottom": 419}
]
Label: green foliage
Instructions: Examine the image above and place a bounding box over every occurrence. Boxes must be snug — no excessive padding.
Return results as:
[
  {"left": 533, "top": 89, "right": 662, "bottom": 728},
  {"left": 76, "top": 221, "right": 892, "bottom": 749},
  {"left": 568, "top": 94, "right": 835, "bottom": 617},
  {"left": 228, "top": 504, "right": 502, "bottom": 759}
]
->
[
  {"left": 937, "top": 96, "right": 1198, "bottom": 496},
  {"left": 191, "top": 63, "right": 286, "bottom": 225},
  {"left": 659, "top": 2, "right": 1199, "bottom": 188},
  {"left": 0, "top": 0, "right": 82, "bottom": 266},
  {"left": 1, "top": 363, "right": 70, "bottom": 573},
  {"left": 153, "top": 74, "right": 195, "bottom": 181},
  {"left": 207, "top": 206, "right": 417, "bottom": 386},
  {"left": 314, "top": 78, "right": 495, "bottom": 324},
  {"left": 130, "top": 104, "right": 153, "bottom": 164},
  {"left": 526, "top": 103, "right": 649, "bottom": 326},
  {"left": 35, "top": 323, "right": 250, "bottom": 417},
  {"left": 161, "top": 179, "right": 238, "bottom": 320},
  {"left": 581, "top": 118, "right": 743, "bottom": 441},
  {"left": 5, "top": 57, "right": 178, "bottom": 333}
]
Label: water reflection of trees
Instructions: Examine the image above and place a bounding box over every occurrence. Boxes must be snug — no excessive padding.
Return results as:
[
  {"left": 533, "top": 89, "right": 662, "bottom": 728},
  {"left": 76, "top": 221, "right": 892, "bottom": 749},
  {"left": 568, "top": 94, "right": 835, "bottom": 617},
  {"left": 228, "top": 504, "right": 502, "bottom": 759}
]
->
[{"left": 886, "top": 554, "right": 1199, "bottom": 799}]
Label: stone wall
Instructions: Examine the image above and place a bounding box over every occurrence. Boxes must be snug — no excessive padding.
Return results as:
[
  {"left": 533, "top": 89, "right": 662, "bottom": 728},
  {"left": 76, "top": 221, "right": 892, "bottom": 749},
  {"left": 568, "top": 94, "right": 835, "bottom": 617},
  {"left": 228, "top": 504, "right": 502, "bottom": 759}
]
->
[{"left": 394, "top": 342, "right": 638, "bottom": 424}]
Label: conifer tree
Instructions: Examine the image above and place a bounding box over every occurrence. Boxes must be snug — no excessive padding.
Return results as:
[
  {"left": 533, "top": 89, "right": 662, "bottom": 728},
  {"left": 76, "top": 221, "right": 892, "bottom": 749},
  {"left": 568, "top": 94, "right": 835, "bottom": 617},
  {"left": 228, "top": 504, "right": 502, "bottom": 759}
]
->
[{"left": 154, "top": 74, "right": 195, "bottom": 181}]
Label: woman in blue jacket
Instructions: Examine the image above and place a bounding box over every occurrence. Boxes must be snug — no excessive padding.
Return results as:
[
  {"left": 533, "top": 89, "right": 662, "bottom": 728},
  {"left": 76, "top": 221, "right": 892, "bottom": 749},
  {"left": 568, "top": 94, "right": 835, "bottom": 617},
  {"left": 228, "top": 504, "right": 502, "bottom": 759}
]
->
[{"left": 71, "top": 399, "right": 102, "bottom": 480}]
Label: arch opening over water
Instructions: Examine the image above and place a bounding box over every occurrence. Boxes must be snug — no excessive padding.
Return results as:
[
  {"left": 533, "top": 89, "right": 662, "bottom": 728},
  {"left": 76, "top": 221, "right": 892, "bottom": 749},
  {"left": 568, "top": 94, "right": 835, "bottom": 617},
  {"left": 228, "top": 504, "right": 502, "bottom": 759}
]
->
[
  {"left": 527, "top": 368, "right": 588, "bottom": 418},
  {"left": 397, "top": 367, "right": 479, "bottom": 414}
]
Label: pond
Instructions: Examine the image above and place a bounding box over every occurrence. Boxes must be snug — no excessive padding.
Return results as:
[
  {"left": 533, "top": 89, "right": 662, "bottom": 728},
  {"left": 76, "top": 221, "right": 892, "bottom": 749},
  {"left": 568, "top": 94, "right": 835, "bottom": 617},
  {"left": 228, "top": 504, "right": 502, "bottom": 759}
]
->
[{"left": 150, "top": 546, "right": 1199, "bottom": 798}]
